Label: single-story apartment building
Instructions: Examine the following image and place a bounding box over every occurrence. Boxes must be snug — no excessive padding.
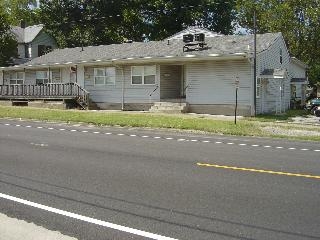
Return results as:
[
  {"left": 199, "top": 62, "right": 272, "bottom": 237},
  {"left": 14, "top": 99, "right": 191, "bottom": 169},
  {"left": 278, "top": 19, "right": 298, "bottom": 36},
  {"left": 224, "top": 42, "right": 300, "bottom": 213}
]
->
[{"left": 0, "top": 30, "right": 297, "bottom": 116}]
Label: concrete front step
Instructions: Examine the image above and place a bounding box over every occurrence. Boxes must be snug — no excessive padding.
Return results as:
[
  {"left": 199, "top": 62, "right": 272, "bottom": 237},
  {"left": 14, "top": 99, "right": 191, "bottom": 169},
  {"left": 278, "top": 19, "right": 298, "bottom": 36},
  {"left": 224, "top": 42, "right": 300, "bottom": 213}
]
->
[
  {"left": 153, "top": 102, "right": 188, "bottom": 107},
  {"left": 150, "top": 102, "right": 189, "bottom": 113}
]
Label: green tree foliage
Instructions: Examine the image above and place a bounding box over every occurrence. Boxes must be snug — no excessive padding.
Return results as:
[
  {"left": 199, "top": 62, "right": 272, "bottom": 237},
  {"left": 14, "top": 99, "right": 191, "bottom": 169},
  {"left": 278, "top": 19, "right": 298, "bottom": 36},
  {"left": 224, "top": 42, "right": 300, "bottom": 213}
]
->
[
  {"left": 0, "top": 5, "right": 18, "bottom": 66},
  {"left": 0, "top": 0, "right": 38, "bottom": 25},
  {"left": 38, "top": 0, "right": 236, "bottom": 48},
  {"left": 38, "top": 0, "right": 128, "bottom": 48},
  {"left": 236, "top": 0, "right": 320, "bottom": 85},
  {"left": 138, "top": 0, "right": 236, "bottom": 40}
]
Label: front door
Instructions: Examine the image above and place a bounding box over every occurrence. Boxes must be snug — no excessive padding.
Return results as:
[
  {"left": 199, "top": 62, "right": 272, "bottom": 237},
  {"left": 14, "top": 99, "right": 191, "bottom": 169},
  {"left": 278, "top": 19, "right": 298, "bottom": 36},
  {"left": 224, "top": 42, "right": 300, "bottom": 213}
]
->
[{"left": 160, "top": 65, "right": 183, "bottom": 101}]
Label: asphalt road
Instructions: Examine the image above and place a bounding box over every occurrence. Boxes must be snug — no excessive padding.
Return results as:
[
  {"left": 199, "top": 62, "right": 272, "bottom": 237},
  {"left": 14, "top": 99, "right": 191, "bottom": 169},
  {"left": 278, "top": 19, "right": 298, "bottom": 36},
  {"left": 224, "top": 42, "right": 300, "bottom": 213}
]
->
[{"left": 0, "top": 118, "right": 320, "bottom": 240}]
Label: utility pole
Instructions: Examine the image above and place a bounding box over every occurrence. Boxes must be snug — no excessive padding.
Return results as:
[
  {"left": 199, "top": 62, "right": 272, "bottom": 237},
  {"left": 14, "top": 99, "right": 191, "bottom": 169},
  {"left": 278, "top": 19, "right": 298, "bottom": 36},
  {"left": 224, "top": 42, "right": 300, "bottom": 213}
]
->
[
  {"left": 235, "top": 76, "right": 239, "bottom": 125},
  {"left": 253, "top": 9, "right": 257, "bottom": 117}
]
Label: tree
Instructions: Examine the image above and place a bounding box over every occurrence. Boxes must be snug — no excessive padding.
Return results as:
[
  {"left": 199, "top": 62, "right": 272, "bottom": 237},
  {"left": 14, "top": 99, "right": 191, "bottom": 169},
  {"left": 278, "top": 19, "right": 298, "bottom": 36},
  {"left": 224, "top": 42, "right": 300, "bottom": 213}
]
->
[
  {"left": 0, "top": 6, "right": 18, "bottom": 66},
  {"left": 38, "top": 0, "right": 128, "bottom": 48},
  {"left": 0, "top": 0, "right": 38, "bottom": 25},
  {"left": 38, "top": 0, "right": 236, "bottom": 48},
  {"left": 132, "top": 0, "right": 236, "bottom": 40},
  {"left": 236, "top": 0, "right": 320, "bottom": 85}
]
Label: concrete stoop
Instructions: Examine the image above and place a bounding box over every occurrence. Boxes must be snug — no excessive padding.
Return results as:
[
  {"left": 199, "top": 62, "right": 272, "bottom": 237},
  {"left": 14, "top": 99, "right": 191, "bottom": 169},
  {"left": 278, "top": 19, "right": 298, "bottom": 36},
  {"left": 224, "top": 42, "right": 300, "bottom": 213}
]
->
[{"left": 150, "top": 102, "right": 189, "bottom": 113}]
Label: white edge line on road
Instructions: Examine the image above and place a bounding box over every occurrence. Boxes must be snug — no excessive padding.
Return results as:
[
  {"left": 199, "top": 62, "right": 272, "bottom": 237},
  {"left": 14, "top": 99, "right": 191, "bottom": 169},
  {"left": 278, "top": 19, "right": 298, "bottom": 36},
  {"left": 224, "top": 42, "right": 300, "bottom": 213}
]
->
[
  {"left": 2, "top": 122, "right": 320, "bottom": 153},
  {"left": 0, "top": 193, "right": 178, "bottom": 240}
]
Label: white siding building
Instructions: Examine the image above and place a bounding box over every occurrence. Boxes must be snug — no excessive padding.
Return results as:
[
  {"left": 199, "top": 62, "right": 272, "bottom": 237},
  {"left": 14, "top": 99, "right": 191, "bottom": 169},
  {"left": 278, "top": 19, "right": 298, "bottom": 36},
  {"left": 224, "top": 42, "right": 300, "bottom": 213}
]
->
[
  {"left": 1, "top": 29, "right": 301, "bottom": 116},
  {"left": 289, "top": 57, "right": 308, "bottom": 108}
]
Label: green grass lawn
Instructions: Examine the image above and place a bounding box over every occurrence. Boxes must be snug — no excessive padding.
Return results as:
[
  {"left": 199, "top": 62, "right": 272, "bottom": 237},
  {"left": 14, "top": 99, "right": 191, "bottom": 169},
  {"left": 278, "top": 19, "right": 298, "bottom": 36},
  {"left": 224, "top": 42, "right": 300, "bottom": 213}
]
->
[{"left": 0, "top": 106, "right": 319, "bottom": 141}]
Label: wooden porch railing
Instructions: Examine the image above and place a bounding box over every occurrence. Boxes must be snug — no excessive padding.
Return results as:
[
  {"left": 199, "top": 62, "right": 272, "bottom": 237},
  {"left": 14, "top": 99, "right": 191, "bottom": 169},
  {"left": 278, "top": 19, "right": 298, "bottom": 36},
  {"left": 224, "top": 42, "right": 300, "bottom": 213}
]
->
[{"left": 0, "top": 83, "right": 90, "bottom": 109}]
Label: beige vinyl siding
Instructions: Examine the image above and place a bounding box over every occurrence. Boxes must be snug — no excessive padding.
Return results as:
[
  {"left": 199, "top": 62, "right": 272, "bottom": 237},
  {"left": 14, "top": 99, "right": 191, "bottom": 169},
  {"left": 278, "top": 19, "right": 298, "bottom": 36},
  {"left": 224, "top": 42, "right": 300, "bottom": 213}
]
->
[
  {"left": 17, "top": 44, "right": 25, "bottom": 58},
  {"left": 289, "top": 62, "right": 307, "bottom": 101},
  {"left": 186, "top": 60, "right": 252, "bottom": 105},
  {"left": 84, "top": 65, "right": 160, "bottom": 104},
  {"left": 256, "top": 35, "right": 291, "bottom": 114},
  {"left": 0, "top": 71, "right": 3, "bottom": 85},
  {"left": 290, "top": 63, "right": 306, "bottom": 79},
  {"left": 160, "top": 65, "right": 181, "bottom": 99},
  {"left": 24, "top": 70, "right": 35, "bottom": 84},
  {"left": 31, "top": 32, "right": 58, "bottom": 58},
  {"left": 3, "top": 72, "right": 10, "bottom": 85},
  {"left": 51, "top": 69, "right": 61, "bottom": 83}
]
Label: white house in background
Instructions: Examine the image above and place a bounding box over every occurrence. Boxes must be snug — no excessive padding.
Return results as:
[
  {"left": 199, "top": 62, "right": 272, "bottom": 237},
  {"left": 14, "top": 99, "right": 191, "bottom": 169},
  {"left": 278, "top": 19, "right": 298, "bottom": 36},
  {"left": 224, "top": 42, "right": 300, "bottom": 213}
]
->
[
  {"left": 1, "top": 28, "right": 299, "bottom": 116},
  {"left": 289, "top": 57, "right": 308, "bottom": 108},
  {"left": 10, "top": 23, "right": 58, "bottom": 65}
]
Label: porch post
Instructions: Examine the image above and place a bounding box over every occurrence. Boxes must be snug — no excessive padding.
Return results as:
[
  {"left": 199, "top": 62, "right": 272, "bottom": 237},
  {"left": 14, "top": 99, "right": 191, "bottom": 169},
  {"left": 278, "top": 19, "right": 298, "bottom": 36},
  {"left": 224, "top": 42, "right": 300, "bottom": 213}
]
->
[
  {"left": 48, "top": 66, "right": 51, "bottom": 82},
  {"left": 75, "top": 65, "right": 78, "bottom": 83},
  {"left": 1, "top": 70, "right": 4, "bottom": 86},
  {"left": 121, "top": 67, "right": 124, "bottom": 110}
]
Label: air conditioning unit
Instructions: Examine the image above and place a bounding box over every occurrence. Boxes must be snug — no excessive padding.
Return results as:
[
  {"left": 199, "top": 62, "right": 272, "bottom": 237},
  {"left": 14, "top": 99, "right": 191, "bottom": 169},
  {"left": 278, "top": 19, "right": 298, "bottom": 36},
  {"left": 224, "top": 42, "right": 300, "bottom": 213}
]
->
[
  {"left": 183, "top": 34, "right": 194, "bottom": 43},
  {"left": 194, "top": 33, "right": 205, "bottom": 42}
]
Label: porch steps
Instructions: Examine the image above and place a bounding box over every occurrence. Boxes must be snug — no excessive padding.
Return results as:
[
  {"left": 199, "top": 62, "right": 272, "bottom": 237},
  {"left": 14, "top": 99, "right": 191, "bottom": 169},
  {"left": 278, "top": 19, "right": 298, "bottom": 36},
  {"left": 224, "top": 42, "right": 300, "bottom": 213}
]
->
[{"left": 150, "top": 102, "right": 188, "bottom": 114}]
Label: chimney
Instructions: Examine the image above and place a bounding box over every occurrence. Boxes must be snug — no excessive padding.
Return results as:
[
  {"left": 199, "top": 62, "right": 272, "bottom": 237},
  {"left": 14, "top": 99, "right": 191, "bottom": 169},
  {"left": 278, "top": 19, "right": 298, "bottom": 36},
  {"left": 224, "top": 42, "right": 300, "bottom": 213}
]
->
[{"left": 20, "top": 20, "right": 26, "bottom": 29}]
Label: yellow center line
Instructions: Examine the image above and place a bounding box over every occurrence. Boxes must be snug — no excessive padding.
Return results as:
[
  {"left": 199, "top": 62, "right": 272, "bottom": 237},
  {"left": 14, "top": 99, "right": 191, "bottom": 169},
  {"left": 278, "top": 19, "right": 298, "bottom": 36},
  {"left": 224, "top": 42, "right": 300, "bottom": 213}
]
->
[{"left": 197, "top": 163, "right": 320, "bottom": 180}]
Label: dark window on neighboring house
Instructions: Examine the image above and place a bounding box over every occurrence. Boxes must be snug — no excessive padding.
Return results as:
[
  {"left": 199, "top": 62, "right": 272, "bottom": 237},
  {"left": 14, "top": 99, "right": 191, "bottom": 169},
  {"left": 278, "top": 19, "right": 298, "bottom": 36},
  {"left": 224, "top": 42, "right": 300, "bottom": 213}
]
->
[
  {"left": 25, "top": 44, "right": 29, "bottom": 58},
  {"left": 280, "top": 48, "right": 283, "bottom": 64},
  {"left": 38, "top": 45, "right": 46, "bottom": 57},
  {"left": 38, "top": 45, "right": 52, "bottom": 57}
]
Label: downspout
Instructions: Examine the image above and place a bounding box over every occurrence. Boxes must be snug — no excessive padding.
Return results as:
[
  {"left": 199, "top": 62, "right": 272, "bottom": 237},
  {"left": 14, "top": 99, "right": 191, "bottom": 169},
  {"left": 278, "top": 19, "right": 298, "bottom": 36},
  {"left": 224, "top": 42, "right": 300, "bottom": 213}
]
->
[
  {"left": 112, "top": 62, "right": 125, "bottom": 111},
  {"left": 48, "top": 66, "right": 51, "bottom": 82},
  {"left": 2, "top": 70, "right": 4, "bottom": 85},
  {"left": 75, "top": 65, "right": 78, "bottom": 83}
]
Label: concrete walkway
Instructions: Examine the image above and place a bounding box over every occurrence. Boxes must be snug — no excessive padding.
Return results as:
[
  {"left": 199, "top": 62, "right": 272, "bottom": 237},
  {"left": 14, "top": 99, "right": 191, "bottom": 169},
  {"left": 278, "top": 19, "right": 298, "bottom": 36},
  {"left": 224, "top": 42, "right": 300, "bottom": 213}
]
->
[{"left": 0, "top": 213, "right": 77, "bottom": 240}]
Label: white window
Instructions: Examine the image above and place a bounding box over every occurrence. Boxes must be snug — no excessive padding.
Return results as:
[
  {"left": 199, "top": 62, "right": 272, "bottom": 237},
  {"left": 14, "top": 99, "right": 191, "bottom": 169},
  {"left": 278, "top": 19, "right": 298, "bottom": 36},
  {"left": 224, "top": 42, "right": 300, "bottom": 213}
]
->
[
  {"left": 94, "top": 67, "right": 116, "bottom": 85},
  {"left": 36, "top": 71, "right": 50, "bottom": 85},
  {"left": 131, "top": 65, "right": 156, "bottom": 85},
  {"left": 9, "top": 72, "right": 24, "bottom": 85},
  {"left": 256, "top": 78, "right": 261, "bottom": 98}
]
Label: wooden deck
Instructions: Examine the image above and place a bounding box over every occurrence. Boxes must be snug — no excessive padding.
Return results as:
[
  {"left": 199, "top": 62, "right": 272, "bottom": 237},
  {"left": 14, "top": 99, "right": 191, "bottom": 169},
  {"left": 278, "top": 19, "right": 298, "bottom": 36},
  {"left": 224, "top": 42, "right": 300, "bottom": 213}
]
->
[{"left": 0, "top": 83, "right": 90, "bottom": 109}]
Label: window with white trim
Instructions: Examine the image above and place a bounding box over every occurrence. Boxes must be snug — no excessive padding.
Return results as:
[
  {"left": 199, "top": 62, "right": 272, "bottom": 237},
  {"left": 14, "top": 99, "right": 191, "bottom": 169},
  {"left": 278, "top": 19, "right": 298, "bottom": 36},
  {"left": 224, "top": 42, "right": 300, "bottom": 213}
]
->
[
  {"left": 256, "top": 78, "right": 261, "bottom": 98},
  {"left": 9, "top": 72, "right": 24, "bottom": 85},
  {"left": 94, "top": 67, "right": 116, "bottom": 85},
  {"left": 36, "top": 71, "right": 50, "bottom": 85},
  {"left": 131, "top": 65, "right": 156, "bottom": 85}
]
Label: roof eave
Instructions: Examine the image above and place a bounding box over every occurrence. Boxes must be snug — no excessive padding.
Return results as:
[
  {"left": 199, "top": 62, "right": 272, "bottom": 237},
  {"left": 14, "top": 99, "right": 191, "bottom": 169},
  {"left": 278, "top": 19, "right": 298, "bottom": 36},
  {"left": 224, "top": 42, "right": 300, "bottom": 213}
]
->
[{"left": 0, "top": 53, "right": 248, "bottom": 70}]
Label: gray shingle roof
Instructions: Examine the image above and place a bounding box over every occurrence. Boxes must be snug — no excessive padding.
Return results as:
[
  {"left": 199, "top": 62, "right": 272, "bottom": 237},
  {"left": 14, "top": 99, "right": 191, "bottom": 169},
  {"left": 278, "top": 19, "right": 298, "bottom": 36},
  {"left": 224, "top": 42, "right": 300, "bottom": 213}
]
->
[
  {"left": 10, "top": 24, "right": 44, "bottom": 43},
  {"left": 23, "top": 32, "right": 281, "bottom": 66},
  {"left": 291, "top": 78, "right": 307, "bottom": 83}
]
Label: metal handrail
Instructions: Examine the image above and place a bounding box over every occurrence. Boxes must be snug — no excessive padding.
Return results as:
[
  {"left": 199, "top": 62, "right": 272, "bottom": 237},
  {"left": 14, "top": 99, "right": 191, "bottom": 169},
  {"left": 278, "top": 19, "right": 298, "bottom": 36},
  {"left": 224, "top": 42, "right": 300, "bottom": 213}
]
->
[{"left": 149, "top": 85, "right": 159, "bottom": 97}]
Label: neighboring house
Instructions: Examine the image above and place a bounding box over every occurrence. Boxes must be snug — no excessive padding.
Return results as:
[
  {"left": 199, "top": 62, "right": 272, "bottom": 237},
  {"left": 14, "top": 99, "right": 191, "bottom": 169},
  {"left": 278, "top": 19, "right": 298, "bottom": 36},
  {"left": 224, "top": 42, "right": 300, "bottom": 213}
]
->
[
  {"left": 289, "top": 57, "right": 308, "bottom": 108},
  {"left": 0, "top": 29, "right": 298, "bottom": 116},
  {"left": 10, "top": 23, "right": 57, "bottom": 65}
]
